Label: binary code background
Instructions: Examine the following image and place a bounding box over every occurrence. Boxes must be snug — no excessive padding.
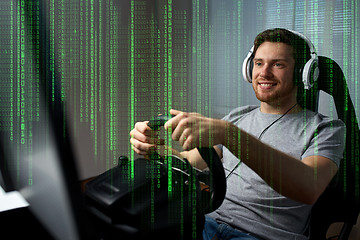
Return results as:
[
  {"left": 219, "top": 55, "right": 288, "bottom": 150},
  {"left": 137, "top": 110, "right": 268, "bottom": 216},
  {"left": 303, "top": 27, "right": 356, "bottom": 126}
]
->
[{"left": 1, "top": 0, "right": 359, "bottom": 180}]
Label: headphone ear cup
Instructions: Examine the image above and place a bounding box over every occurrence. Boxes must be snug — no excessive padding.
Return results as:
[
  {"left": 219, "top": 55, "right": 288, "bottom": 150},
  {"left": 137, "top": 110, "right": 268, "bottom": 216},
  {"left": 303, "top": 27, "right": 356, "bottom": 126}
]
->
[
  {"left": 242, "top": 47, "right": 254, "bottom": 83},
  {"left": 311, "top": 61, "right": 319, "bottom": 85},
  {"left": 302, "top": 59, "right": 319, "bottom": 90},
  {"left": 247, "top": 58, "right": 254, "bottom": 82}
]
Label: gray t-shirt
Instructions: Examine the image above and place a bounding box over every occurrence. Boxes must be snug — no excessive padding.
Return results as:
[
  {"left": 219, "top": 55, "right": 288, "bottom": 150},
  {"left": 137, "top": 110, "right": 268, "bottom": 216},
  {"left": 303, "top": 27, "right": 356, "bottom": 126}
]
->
[{"left": 208, "top": 106, "right": 346, "bottom": 240}]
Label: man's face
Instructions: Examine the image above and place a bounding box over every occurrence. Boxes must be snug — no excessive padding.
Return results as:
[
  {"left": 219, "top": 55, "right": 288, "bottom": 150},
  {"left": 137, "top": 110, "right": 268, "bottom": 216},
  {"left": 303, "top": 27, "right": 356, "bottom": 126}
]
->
[{"left": 252, "top": 41, "right": 297, "bottom": 106}]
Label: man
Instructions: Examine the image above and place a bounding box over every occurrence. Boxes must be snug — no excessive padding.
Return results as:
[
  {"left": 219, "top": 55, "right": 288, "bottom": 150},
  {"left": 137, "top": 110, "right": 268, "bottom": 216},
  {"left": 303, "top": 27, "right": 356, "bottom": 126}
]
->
[{"left": 130, "top": 28, "right": 345, "bottom": 240}]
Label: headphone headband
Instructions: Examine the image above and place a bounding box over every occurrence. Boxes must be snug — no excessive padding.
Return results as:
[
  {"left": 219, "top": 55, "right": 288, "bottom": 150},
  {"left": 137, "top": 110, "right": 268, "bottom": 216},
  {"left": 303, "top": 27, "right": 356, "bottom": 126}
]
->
[{"left": 242, "top": 29, "right": 319, "bottom": 90}]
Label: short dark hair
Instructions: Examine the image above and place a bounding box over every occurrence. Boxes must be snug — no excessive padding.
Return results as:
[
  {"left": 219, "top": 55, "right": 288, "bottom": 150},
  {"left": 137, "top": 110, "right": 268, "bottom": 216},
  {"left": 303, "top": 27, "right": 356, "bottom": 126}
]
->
[
  {"left": 253, "top": 28, "right": 311, "bottom": 86},
  {"left": 254, "top": 28, "right": 310, "bottom": 65}
]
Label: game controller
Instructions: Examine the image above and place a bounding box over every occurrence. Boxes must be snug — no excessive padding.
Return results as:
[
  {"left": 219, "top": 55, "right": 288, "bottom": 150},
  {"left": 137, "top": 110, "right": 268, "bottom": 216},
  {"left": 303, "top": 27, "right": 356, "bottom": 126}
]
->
[{"left": 147, "top": 114, "right": 175, "bottom": 130}]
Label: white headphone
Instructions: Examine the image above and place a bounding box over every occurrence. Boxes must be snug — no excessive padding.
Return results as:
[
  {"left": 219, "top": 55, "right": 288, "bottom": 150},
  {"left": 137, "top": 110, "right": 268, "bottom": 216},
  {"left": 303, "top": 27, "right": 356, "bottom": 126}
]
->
[{"left": 242, "top": 29, "right": 319, "bottom": 90}]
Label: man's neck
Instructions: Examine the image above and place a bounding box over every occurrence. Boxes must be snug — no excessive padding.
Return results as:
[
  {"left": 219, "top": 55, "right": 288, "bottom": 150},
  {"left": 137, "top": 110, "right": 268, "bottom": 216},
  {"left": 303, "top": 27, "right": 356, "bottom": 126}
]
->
[{"left": 260, "top": 101, "right": 301, "bottom": 115}]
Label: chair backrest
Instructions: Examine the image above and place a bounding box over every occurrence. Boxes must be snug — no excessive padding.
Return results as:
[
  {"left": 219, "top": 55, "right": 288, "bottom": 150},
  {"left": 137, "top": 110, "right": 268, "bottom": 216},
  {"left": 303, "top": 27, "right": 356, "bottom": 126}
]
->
[{"left": 305, "top": 56, "right": 360, "bottom": 239}]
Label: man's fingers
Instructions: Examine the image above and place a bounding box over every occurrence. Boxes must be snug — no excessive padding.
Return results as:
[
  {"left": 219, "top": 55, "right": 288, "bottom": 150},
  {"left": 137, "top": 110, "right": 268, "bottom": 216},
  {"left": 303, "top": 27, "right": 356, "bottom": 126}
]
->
[
  {"left": 182, "top": 135, "right": 194, "bottom": 151},
  {"left": 134, "top": 121, "right": 157, "bottom": 137},
  {"left": 131, "top": 144, "right": 147, "bottom": 155},
  {"left": 134, "top": 121, "right": 148, "bottom": 133},
  {"left": 167, "top": 109, "right": 184, "bottom": 129},
  {"left": 170, "top": 109, "right": 182, "bottom": 116},
  {"left": 130, "top": 129, "right": 150, "bottom": 143},
  {"left": 165, "top": 110, "right": 186, "bottom": 130},
  {"left": 130, "top": 130, "right": 165, "bottom": 145},
  {"left": 130, "top": 138, "right": 155, "bottom": 152},
  {"left": 178, "top": 127, "right": 192, "bottom": 146}
]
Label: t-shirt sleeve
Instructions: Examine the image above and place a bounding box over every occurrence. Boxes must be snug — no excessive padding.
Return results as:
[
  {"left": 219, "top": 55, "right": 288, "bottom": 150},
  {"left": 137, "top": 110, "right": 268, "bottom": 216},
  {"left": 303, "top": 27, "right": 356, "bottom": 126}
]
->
[
  {"left": 302, "top": 118, "right": 346, "bottom": 167},
  {"left": 215, "top": 106, "right": 259, "bottom": 155}
]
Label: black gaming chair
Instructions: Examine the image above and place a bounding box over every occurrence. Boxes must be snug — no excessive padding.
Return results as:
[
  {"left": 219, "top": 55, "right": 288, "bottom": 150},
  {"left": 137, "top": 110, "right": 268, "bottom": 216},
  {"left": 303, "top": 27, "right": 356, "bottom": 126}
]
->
[{"left": 303, "top": 56, "right": 360, "bottom": 240}]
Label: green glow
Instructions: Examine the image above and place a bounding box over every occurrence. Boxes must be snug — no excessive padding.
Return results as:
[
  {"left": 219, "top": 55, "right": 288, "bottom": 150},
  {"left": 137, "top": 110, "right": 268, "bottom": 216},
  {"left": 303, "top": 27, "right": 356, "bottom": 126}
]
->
[
  {"left": 49, "top": 0, "right": 55, "bottom": 104},
  {"left": 79, "top": 1, "right": 84, "bottom": 123},
  {"left": 10, "top": 0, "right": 14, "bottom": 142},
  {"left": 130, "top": 0, "right": 135, "bottom": 180},
  {"left": 166, "top": 0, "right": 173, "bottom": 196},
  {"left": 85, "top": 0, "right": 89, "bottom": 125},
  {"left": 17, "top": 0, "right": 23, "bottom": 185}
]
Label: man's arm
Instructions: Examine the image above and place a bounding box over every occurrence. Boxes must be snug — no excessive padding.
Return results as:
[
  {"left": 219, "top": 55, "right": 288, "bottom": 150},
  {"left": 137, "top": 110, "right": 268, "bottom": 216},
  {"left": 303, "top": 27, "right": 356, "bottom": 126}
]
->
[
  {"left": 166, "top": 110, "right": 339, "bottom": 205},
  {"left": 180, "top": 146, "right": 223, "bottom": 170},
  {"left": 222, "top": 122, "right": 338, "bottom": 205}
]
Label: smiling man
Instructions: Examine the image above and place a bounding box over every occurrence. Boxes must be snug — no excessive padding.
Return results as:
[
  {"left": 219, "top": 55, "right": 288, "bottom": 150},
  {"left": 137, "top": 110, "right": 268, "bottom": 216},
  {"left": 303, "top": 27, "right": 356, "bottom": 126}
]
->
[
  {"left": 252, "top": 41, "right": 297, "bottom": 113},
  {"left": 130, "top": 28, "right": 345, "bottom": 240}
]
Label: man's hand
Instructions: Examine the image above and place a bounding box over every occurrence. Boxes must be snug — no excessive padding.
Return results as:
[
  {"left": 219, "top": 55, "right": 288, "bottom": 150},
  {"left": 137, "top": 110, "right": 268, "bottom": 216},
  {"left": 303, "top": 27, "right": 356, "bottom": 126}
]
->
[
  {"left": 164, "top": 109, "right": 227, "bottom": 151},
  {"left": 129, "top": 121, "right": 164, "bottom": 156}
]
